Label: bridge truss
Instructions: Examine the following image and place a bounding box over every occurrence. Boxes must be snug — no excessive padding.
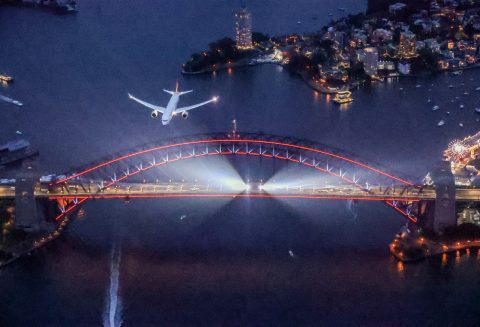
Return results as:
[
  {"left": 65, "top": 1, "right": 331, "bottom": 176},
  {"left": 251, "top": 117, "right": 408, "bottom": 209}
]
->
[{"left": 51, "top": 133, "right": 419, "bottom": 223}]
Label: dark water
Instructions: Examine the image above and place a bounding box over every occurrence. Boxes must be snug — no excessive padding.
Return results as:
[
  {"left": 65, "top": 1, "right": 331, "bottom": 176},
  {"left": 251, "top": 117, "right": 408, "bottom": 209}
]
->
[{"left": 1, "top": 1, "right": 480, "bottom": 326}]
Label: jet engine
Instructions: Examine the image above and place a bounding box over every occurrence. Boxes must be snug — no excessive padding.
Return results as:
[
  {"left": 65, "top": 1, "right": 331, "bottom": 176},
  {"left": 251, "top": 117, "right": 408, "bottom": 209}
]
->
[
  {"left": 182, "top": 111, "right": 188, "bottom": 119},
  {"left": 151, "top": 111, "right": 159, "bottom": 118}
]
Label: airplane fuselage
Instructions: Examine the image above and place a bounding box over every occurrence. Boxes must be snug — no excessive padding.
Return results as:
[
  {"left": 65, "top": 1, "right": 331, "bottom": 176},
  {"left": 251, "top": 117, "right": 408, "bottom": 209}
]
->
[{"left": 162, "top": 94, "right": 180, "bottom": 125}]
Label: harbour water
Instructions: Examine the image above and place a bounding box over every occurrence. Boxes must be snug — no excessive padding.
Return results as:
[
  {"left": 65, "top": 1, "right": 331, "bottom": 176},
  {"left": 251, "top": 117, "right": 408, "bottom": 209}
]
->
[{"left": 1, "top": 1, "right": 480, "bottom": 325}]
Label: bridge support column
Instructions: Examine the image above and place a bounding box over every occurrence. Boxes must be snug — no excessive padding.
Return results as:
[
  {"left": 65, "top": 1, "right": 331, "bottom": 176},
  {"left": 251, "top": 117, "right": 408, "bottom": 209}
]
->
[
  {"left": 13, "top": 160, "right": 46, "bottom": 232},
  {"left": 431, "top": 161, "right": 456, "bottom": 233}
]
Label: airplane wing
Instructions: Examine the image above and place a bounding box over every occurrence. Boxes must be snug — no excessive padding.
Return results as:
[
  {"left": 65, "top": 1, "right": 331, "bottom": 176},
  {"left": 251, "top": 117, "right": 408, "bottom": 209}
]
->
[
  {"left": 175, "top": 97, "right": 218, "bottom": 113},
  {"left": 128, "top": 93, "right": 165, "bottom": 113}
]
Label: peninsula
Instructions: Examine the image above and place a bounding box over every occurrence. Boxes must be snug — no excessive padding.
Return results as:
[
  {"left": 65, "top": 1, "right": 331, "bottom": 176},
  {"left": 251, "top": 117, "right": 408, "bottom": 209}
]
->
[{"left": 183, "top": 1, "right": 480, "bottom": 94}]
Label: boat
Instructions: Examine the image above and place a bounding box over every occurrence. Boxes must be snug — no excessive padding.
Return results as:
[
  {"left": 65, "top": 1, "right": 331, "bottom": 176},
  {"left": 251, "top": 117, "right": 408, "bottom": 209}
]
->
[
  {"left": 475, "top": 108, "right": 480, "bottom": 113},
  {"left": 460, "top": 104, "right": 464, "bottom": 109},
  {"left": 446, "top": 111, "right": 450, "bottom": 115},
  {"left": 449, "top": 85, "right": 454, "bottom": 88},
  {"left": 0, "top": 139, "right": 38, "bottom": 167},
  {"left": 416, "top": 84, "right": 421, "bottom": 88},
  {"left": 452, "top": 70, "right": 462, "bottom": 75},
  {"left": 464, "top": 92, "right": 469, "bottom": 95},
  {"left": 476, "top": 87, "right": 480, "bottom": 91},
  {"left": 333, "top": 90, "right": 353, "bottom": 104},
  {"left": 459, "top": 123, "right": 464, "bottom": 127},
  {"left": 0, "top": 94, "right": 23, "bottom": 106},
  {"left": 432, "top": 105, "right": 440, "bottom": 111},
  {"left": 427, "top": 99, "right": 431, "bottom": 103},
  {"left": 438, "top": 120, "right": 445, "bottom": 126},
  {"left": 0, "top": 74, "right": 13, "bottom": 83}
]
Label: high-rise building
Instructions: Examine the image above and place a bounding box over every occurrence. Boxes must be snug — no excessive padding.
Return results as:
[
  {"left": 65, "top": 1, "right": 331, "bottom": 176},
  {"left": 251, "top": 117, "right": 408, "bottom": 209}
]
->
[
  {"left": 397, "top": 31, "right": 417, "bottom": 58},
  {"left": 235, "top": 7, "right": 253, "bottom": 50},
  {"left": 363, "top": 47, "right": 379, "bottom": 76}
]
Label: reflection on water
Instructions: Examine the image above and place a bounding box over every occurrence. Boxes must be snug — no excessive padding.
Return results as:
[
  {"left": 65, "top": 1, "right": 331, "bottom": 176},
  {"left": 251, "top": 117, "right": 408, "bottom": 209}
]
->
[
  {"left": 103, "top": 244, "right": 122, "bottom": 327},
  {"left": 442, "top": 252, "right": 448, "bottom": 266}
]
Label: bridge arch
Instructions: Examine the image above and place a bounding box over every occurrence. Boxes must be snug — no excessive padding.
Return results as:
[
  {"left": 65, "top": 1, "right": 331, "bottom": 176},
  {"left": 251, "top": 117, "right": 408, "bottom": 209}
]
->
[{"left": 52, "top": 133, "right": 418, "bottom": 222}]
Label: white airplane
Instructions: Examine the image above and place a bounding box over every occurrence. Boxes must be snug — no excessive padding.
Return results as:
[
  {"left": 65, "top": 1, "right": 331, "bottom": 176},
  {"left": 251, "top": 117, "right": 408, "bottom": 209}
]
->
[{"left": 128, "top": 82, "right": 218, "bottom": 125}]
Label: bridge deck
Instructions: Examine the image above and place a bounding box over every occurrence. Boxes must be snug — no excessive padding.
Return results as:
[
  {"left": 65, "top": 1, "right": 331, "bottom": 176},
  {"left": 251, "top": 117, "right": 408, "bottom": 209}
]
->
[
  {"left": 2, "top": 182, "right": 479, "bottom": 201},
  {"left": 0, "top": 183, "right": 440, "bottom": 201}
]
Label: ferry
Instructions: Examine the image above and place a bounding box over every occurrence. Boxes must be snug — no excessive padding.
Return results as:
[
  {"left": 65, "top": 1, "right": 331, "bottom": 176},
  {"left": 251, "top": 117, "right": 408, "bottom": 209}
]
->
[
  {"left": 0, "top": 74, "right": 13, "bottom": 83},
  {"left": 333, "top": 90, "right": 353, "bottom": 104},
  {"left": 0, "top": 139, "right": 38, "bottom": 167}
]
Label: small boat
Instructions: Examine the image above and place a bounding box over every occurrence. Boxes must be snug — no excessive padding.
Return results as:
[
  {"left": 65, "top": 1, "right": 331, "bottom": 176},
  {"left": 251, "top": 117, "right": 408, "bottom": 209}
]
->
[
  {"left": 464, "top": 92, "right": 469, "bottom": 95},
  {"left": 449, "top": 85, "right": 454, "bottom": 88},
  {"left": 452, "top": 70, "right": 462, "bottom": 75},
  {"left": 460, "top": 104, "right": 464, "bottom": 109},
  {"left": 446, "top": 111, "right": 450, "bottom": 115},
  {"left": 438, "top": 120, "right": 445, "bottom": 126},
  {"left": 297, "top": 20, "right": 302, "bottom": 24},
  {"left": 459, "top": 123, "right": 464, "bottom": 127},
  {"left": 399, "top": 87, "right": 403, "bottom": 91},
  {"left": 475, "top": 108, "right": 480, "bottom": 113},
  {"left": 0, "top": 74, "right": 13, "bottom": 83},
  {"left": 476, "top": 87, "right": 480, "bottom": 91},
  {"left": 416, "top": 84, "right": 421, "bottom": 88},
  {"left": 427, "top": 99, "right": 431, "bottom": 103},
  {"left": 432, "top": 105, "right": 440, "bottom": 111},
  {"left": 328, "top": 13, "right": 333, "bottom": 16},
  {"left": 333, "top": 90, "right": 353, "bottom": 104}
]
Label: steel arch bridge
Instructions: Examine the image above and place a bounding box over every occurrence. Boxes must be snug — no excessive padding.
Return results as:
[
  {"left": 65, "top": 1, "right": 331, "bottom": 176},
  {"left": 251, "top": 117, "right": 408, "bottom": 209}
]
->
[{"left": 51, "top": 132, "right": 419, "bottom": 223}]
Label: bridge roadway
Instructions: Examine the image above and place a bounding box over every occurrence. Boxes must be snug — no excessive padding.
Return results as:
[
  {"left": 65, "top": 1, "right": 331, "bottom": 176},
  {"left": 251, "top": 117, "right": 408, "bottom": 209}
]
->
[
  {"left": 1, "top": 182, "right": 480, "bottom": 201},
  {"left": 0, "top": 182, "right": 434, "bottom": 201}
]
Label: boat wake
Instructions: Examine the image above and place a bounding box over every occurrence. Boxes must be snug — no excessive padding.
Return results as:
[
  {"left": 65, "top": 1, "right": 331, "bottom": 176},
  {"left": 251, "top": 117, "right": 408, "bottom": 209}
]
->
[
  {"left": 103, "top": 244, "right": 123, "bottom": 327},
  {"left": 346, "top": 199, "right": 358, "bottom": 220}
]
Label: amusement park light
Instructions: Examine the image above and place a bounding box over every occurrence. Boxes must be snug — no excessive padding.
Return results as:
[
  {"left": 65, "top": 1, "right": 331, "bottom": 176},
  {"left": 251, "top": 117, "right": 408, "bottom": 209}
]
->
[{"left": 446, "top": 139, "right": 468, "bottom": 161}]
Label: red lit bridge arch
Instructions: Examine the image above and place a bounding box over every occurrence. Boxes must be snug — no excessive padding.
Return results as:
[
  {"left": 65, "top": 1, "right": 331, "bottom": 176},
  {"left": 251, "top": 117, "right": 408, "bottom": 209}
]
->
[{"left": 51, "top": 132, "right": 419, "bottom": 223}]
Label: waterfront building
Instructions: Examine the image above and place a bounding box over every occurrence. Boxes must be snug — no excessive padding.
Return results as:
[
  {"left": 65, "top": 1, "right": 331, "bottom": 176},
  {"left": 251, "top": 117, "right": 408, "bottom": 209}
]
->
[
  {"left": 371, "top": 28, "right": 393, "bottom": 45},
  {"left": 397, "top": 61, "right": 411, "bottom": 75},
  {"left": 397, "top": 31, "right": 417, "bottom": 58},
  {"left": 235, "top": 7, "right": 253, "bottom": 50},
  {"left": 424, "top": 38, "right": 441, "bottom": 52},
  {"left": 363, "top": 47, "right": 379, "bottom": 76},
  {"left": 378, "top": 60, "right": 395, "bottom": 71}
]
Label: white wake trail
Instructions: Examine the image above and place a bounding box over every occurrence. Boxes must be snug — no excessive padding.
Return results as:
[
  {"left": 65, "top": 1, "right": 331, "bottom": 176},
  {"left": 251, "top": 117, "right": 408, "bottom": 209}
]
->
[{"left": 103, "top": 245, "right": 123, "bottom": 327}]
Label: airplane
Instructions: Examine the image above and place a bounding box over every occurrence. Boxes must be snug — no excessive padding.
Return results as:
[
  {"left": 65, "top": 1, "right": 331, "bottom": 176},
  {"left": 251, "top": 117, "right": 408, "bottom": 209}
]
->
[{"left": 128, "top": 81, "right": 218, "bottom": 125}]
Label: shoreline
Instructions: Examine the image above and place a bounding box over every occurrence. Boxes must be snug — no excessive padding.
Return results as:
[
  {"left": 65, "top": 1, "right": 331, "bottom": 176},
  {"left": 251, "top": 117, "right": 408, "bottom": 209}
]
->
[
  {"left": 0, "top": 214, "right": 71, "bottom": 269},
  {"left": 389, "top": 233, "right": 480, "bottom": 262},
  {"left": 181, "top": 55, "right": 480, "bottom": 95}
]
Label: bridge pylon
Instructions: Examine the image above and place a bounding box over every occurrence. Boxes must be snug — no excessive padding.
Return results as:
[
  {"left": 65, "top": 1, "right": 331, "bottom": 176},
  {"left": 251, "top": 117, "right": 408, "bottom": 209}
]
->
[
  {"left": 13, "top": 160, "right": 49, "bottom": 232},
  {"left": 431, "top": 161, "right": 457, "bottom": 233}
]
